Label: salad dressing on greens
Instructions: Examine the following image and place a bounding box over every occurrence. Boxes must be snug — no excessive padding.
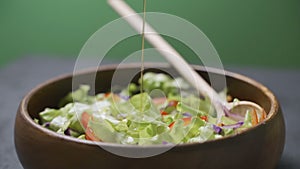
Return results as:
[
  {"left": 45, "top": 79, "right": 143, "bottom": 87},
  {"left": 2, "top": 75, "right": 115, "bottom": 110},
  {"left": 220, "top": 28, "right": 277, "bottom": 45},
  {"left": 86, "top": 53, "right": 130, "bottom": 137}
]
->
[
  {"left": 140, "top": 0, "right": 147, "bottom": 113},
  {"left": 35, "top": 71, "right": 266, "bottom": 145}
]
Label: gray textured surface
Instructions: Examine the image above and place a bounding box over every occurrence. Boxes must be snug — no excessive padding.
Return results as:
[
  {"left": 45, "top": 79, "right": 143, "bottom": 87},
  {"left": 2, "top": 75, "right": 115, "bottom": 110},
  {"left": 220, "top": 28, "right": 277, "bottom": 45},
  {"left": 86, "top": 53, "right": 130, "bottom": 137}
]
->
[{"left": 0, "top": 56, "right": 299, "bottom": 169}]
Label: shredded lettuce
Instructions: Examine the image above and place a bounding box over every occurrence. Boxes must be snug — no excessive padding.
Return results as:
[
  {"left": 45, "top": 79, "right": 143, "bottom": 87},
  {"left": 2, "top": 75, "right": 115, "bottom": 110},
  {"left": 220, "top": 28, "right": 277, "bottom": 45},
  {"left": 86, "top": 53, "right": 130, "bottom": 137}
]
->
[{"left": 37, "top": 72, "right": 259, "bottom": 145}]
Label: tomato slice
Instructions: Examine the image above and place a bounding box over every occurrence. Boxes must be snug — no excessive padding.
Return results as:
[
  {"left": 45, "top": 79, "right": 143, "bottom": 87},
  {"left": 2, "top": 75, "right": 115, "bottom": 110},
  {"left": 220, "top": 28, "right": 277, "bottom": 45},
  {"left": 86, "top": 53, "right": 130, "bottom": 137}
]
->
[
  {"left": 85, "top": 127, "right": 101, "bottom": 141},
  {"left": 161, "top": 111, "right": 168, "bottom": 116},
  {"left": 250, "top": 109, "right": 258, "bottom": 125},
  {"left": 258, "top": 110, "right": 267, "bottom": 122},
  {"left": 261, "top": 111, "right": 267, "bottom": 121},
  {"left": 168, "top": 100, "right": 179, "bottom": 107},
  {"left": 200, "top": 115, "right": 208, "bottom": 122},
  {"left": 183, "top": 117, "right": 192, "bottom": 126},
  {"left": 169, "top": 117, "right": 192, "bottom": 129},
  {"left": 104, "top": 92, "right": 111, "bottom": 97},
  {"left": 81, "top": 112, "right": 91, "bottom": 129},
  {"left": 168, "top": 121, "right": 175, "bottom": 128}
]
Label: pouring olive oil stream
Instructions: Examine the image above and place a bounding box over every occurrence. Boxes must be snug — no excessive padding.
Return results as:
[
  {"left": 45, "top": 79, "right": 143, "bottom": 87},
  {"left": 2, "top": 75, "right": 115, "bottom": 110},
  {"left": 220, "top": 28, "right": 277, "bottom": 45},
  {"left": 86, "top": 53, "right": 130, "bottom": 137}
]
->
[{"left": 139, "top": 0, "right": 146, "bottom": 113}]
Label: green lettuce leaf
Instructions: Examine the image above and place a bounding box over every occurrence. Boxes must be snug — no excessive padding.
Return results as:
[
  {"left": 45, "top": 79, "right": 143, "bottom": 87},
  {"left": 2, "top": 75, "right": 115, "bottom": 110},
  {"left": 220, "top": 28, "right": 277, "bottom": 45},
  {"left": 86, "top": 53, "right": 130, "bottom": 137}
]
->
[
  {"left": 88, "top": 118, "right": 119, "bottom": 143},
  {"left": 169, "top": 119, "right": 185, "bottom": 143},
  {"left": 39, "top": 108, "right": 62, "bottom": 123},
  {"left": 184, "top": 117, "right": 205, "bottom": 140},
  {"left": 59, "top": 85, "right": 95, "bottom": 106},
  {"left": 176, "top": 102, "right": 206, "bottom": 116}
]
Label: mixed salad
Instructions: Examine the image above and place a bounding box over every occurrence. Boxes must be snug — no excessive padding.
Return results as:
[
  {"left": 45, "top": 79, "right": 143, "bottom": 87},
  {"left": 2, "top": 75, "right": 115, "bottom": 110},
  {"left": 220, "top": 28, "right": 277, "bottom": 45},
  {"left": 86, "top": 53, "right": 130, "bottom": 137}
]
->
[{"left": 35, "top": 72, "right": 266, "bottom": 145}]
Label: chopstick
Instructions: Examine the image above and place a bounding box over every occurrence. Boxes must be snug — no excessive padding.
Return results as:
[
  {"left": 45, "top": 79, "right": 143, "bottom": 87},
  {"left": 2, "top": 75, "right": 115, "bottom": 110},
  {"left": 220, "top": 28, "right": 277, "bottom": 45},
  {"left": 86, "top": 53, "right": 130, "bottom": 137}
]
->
[{"left": 107, "top": 0, "right": 225, "bottom": 117}]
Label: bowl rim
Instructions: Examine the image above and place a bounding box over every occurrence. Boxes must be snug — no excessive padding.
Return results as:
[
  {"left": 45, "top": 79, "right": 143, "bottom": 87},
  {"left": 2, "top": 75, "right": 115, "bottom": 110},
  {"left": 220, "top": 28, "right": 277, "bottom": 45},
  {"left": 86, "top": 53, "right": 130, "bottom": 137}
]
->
[{"left": 18, "top": 63, "right": 279, "bottom": 149}]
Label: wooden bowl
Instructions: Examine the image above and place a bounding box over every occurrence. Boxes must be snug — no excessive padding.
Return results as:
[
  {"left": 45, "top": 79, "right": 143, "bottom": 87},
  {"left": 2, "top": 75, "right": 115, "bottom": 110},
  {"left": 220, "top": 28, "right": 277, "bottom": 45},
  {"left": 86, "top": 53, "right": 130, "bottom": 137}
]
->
[{"left": 15, "top": 64, "right": 285, "bottom": 169}]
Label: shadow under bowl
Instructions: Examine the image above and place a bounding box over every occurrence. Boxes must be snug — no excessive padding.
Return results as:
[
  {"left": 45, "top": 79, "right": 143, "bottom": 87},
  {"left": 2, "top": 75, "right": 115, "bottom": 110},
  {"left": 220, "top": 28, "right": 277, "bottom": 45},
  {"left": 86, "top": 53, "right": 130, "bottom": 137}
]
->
[{"left": 14, "top": 64, "right": 285, "bottom": 169}]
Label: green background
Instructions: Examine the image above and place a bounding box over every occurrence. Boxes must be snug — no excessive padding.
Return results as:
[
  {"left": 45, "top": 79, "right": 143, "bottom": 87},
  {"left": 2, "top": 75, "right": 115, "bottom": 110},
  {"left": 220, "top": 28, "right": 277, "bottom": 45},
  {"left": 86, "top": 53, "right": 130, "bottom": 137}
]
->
[{"left": 0, "top": 0, "right": 299, "bottom": 68}]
